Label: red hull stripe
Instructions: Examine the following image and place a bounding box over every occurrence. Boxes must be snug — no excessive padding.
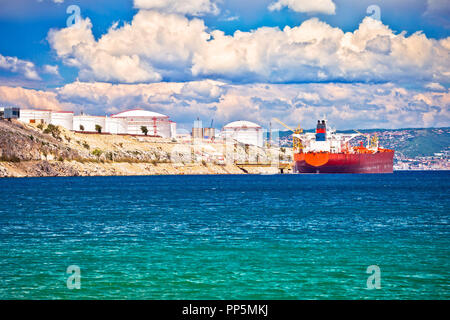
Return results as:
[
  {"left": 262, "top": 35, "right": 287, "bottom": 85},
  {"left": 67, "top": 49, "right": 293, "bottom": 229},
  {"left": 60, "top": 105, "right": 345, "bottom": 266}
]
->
[{"left": 294, "top": 151, "right": 394, "bottom": 174}]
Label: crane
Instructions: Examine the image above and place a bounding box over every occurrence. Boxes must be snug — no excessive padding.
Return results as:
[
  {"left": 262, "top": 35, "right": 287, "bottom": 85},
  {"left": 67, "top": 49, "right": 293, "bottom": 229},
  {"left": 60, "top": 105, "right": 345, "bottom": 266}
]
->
[
  {"left": 272, "top": 118, "right": 303, "bottom": 151},
  {"left": 354, "top": 129, "right": 371, "bottom": 148}
]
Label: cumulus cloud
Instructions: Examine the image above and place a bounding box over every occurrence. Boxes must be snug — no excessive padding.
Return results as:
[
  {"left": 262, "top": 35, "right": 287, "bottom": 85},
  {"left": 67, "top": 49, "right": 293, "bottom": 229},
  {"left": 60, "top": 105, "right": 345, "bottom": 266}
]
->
[
  {"left": 47, "top": 11, "right": 450, "bottom": 86},
  {"left": 194, "top": 17, "right": 450, "bottom": 85},
  {"left": 1, "top": 80, "right": 448, "bottom": 129},
  {"left": 43, "top": 64, "right": 60, "bottom": 76},
  {"left": 0, "top": 54, "right": 41, "bottom": 80},
  {"left": 268, "top": 0, "right": 336, "bottom": 15},
  {"left": 425, "top": 82, "right": 446, "bottom": 91},
  {"left": 47, "top": 12, "right": 209, "bottom": 83},
  {"left": 0, "top": 86, "right": 62, "bottom": 110},
  {"left": 133, "top": 0, "right": 219, "bottom": 16},
  {"left": 49, "top": 81, "right": 450, "bottom": 129}
]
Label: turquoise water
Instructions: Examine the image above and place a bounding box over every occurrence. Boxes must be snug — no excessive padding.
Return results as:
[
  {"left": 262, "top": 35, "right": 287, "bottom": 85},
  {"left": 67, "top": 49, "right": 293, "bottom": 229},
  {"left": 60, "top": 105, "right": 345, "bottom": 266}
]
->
[{"left": 0, "top": 172, "right": 449, "bottom": 299}]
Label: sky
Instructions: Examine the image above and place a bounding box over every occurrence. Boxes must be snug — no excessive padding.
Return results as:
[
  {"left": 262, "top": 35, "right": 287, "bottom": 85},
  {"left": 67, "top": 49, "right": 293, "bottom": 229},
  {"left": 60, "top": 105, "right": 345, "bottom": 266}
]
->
[{"left": 0, "top": 0, "right": 449, "bottom": 130}]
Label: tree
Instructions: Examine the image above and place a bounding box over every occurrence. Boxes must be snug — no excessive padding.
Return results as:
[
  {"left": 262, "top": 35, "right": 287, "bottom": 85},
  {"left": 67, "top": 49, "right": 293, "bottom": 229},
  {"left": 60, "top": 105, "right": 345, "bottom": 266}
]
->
[
  {"left": 79, "top": 124, "right": 84, "bottom": 131},
  {"left": 141, "top": 126, "right": 148, "bottom": 136},
  {"left": 95, "top": 124, "right": 102, "bottom": 134},
  {"left": 43, "top": 124, "right": 61, "bottom": 139},
  {"left": 92, "top": 148, "right": 103, "bottom": 160}
]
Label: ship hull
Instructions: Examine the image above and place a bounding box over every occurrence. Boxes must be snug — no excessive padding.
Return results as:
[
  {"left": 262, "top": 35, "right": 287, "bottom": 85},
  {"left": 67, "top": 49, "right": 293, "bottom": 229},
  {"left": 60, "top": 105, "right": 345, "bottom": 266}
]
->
[{"left": 294, "top": 151, "right": 394, "bottom": 174}]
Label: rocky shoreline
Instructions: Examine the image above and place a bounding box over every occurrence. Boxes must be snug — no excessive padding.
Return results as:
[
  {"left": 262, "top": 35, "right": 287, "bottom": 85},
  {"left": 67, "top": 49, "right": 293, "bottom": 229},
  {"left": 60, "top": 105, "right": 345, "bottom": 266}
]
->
[{"left": 0, "top": 120, "right": 283, "bottom": 178}]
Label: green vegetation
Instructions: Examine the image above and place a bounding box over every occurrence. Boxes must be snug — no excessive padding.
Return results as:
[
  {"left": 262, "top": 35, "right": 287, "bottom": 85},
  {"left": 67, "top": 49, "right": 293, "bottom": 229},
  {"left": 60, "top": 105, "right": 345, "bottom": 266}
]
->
[
  {"left": 386, "top": 129, "right": 450, "bottom": 158},
  {"left": 92, "top": 148, "right": 103, "bottom": 160},
  {"left": 82, "top": 141, "right": 90, "bottom": 150},
  {"left": 95, "top": 125, "right": 102, "bottom": 134},
  {"left": 141, "top": 126, "right": 148, "bottom": 136},
  {"left": 43, "top": 124, "right": 61, "bottom": 139}
]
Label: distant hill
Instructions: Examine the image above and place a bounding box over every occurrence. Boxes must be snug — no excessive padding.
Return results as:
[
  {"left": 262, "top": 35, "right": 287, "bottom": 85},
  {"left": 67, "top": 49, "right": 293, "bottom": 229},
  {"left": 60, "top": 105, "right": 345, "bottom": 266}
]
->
[{"left": 273, "top": 127, "right": 450, "bottom": 158}]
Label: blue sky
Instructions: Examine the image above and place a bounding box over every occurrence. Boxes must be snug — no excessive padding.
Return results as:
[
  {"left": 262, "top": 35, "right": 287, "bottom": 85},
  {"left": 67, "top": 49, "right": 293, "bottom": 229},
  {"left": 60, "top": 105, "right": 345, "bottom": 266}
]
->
[{"left": 0, "top": 0, "right": 449, "bottom": 129}]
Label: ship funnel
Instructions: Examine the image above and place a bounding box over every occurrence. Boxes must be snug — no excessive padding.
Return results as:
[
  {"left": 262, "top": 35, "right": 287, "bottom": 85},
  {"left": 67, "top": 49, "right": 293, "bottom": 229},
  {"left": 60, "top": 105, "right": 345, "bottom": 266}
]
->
[{"left": 316, "top": 119, "right": 327, "bottom": 141}]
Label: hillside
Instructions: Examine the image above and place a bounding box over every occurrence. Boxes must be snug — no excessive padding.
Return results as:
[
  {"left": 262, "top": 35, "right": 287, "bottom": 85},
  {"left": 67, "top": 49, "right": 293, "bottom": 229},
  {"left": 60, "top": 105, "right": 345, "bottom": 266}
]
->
[
  {"left": 277, "top": 127, "right": 450, "bottom": 159},
  {"left": 0, "top": 120, "right": 282, "bottom": 177}
]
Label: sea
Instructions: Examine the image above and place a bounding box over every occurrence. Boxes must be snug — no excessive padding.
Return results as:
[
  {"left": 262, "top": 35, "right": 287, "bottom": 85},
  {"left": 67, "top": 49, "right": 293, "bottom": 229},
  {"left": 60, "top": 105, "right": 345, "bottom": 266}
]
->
[{"left": 0, "top": 171, "right": 448, "bottom": 299}]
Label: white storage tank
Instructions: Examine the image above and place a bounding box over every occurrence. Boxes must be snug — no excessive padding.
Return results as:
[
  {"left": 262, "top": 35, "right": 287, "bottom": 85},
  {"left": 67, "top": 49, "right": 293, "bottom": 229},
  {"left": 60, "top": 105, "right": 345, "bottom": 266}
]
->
[
  {"left": 19, "top": 109, "right": 52, "bottom": 125},
  {"left": 73, "top": 115, "right": 106, "bottom": 133},
  {"left": 111, "top": 109, "right": 172, "bottom": 137},
  {"left": 222, "top": 120, "right": 264, "bottom": 147},
  {"left": 105, "top": 117, "right": 127, "bottom": 135},
  {"left": 50, "top": 111, "right": 74, "bottom": 131},
  {"left": 170, "top": 121, "right": 177, "bottom": 139}
]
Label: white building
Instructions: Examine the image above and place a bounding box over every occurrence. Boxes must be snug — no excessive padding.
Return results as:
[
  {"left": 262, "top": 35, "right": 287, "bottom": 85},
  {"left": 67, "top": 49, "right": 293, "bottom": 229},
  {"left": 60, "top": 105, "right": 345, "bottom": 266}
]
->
[{"left": 222, "top": 120, "right": 264, "bottom": 147}]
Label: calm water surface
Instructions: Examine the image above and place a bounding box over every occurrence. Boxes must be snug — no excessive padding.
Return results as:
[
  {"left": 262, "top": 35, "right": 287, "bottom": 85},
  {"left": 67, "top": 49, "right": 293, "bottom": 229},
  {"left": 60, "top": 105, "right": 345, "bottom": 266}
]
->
[{"left": 0, "top": 172, "right": 449, "bottom": 299}]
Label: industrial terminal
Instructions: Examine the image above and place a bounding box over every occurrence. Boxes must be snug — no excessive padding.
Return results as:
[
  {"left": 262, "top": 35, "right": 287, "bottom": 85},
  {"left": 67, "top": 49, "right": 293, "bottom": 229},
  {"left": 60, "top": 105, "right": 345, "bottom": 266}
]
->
[
  {"left": 2, "top": 106, "right": 448, "bottom": 173},
  {"left": 4, "top": 106, "right": 266, "bottom": 148}
]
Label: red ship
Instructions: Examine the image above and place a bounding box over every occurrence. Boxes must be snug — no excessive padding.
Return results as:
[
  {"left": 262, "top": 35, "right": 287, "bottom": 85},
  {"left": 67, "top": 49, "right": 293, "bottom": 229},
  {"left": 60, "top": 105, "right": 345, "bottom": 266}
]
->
[{"left": 292, "top": 120, "right": 394, "bottom": 174}]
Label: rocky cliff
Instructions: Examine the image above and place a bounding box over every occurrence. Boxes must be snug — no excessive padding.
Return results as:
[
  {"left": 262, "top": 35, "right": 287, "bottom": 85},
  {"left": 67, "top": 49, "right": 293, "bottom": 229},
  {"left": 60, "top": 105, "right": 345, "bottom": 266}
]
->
[{"left": 0, "top": 120, "right": 282, "bottom": 177}]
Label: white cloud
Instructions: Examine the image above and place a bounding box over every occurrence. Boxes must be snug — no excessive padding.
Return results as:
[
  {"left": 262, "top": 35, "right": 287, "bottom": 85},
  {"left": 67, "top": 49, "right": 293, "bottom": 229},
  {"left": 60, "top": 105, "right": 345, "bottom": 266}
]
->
[
  {"left": 193, "top": 17, "right": 450, "bottom": 85},
  {"left": 0, "top": 86, "right": 62, "bottom": 110},
  {"left": 43, "top": 64, "right": 60, "bottom": 76},
  {"left": 268, "top": 0, "right": 336, "bottom": 15},
  {"left": 1, "top": 80, "right": 448, "bottom": 129},
  {"left": 52, "top": 81, "right": 450, "bottom": 130},
  {"left": 133, "top": 0, "right": 219, "bottom": 16},
  {"left": 425, "top": 82, "right": 446, "bottom": 91},
  {"left": 0, "top": 54, "right": 41, "bottom": 80},
  {"left": 47, "top": 12, "right": 450, "bottom": 86},
  {"left": 47, "top": 12, "right": 210, "bottom": 83}
]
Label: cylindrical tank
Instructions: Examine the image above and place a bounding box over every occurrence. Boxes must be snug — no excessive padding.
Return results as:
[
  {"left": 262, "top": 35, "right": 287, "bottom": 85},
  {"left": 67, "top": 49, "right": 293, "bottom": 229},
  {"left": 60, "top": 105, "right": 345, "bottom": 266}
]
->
[
  {"left": 50, "top": 111, "right": 74, "bottom": 131},
  {"left": 203, "top": 128, "right": 215, "bottom": 139},
  {"left": 192, "top": 127, "right": 203, "bottom": 139}
]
